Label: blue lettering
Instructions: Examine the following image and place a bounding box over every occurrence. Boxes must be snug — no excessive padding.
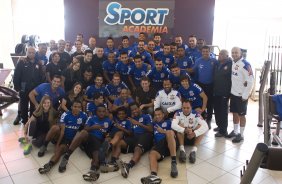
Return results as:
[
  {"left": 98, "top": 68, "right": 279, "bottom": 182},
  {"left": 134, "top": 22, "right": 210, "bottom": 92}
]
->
[{"left": 104, "top": 2, "right": 169, "bottom": 25}]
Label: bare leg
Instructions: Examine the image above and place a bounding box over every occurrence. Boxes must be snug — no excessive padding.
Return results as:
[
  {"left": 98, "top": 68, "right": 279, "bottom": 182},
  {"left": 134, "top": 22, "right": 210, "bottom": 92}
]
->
[
  {"left": 149, "top": 150, "right": 161, "bottom": 174},
  {"left": 166, "top": 130, "right": 176, "bottom": 156}
]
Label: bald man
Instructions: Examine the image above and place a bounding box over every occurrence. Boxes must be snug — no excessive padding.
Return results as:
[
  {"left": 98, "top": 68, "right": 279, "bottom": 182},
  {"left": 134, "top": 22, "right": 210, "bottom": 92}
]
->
[
  {"left": 226, "top": 47, "right": 254, "bottom": 143},
  {"left": 213, "top": 50, "right": 232, "bottom": 137},
  {"left": 13, "top": 47, "right": 45, "bottom": 125}
]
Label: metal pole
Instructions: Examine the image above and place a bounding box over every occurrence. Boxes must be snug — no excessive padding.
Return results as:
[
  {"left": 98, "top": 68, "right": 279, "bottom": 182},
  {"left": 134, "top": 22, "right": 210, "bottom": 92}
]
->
[
  {"left": 264, "top": 93, "right": 271, "bottom": 145},
  {"left": 240, "top": 143, "right": 269, "bottom": 184},
  {"left": 258, "top": 61, "right": 271, "bottom": 127}
]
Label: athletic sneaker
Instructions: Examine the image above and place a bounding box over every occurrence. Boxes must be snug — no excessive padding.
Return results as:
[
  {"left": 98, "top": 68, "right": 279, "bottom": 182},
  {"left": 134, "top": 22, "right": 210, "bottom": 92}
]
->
[
  {"left": 58, "top": 157, "right": 69, "bottom": 173},
  {"left": 170, "top": 162, "right": 178, "bottom": 178},
  {"left": 215, "top": 132, "right": 228, "bottom": 138},
  {"left": 179, "top": 150, "right": 186, "bottom": 163},
  {"left": 82, "top": 169, "right": 100, "bottom": 182},
  {"left": 100, "top": 162, "right": 119, "bottom": 173},
  {"left": 189, "top": 151, "right": 196, "bottom": 164},
  {"left": 38, "top": 145, "right": 47, "bottom": 157},
  {"left": 117, "top": 159, "right": 130, "bottom": 178},
  {"left": 18, "top": 137, "right": 26, "bottom": 144},
  {"left": 232, "top": 134, "right": 244, "bottom": 143},
  {"left": 38, "top": 163, "right": 52, "bottom": 174},
  {"left": 23, "top": 144, "right": 32, "bottom": 155},
  {"left": 226, "top": 130, "right": 236, "bottom": 138},
  {"left": 141, "top": 175, "right": 162, "bottom": 184}
]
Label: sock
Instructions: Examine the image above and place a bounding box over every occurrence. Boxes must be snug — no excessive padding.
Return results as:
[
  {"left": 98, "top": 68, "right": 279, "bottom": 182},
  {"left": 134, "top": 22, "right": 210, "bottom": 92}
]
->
[
  {"left": 64, "top": 149, "right": 73, "bottom": 160},
  {"left": 48, "top": 161, "right": 55, "bottom": 167},
  {"left": 240, "top": 127, "right": 245, "bottom": 137},
  {"left": 111, "top": 157, "right": 117, "bottom": 163},
  {"left": 179, "top": 145, "right": 185, "bottom": 152},
  {"left": 43, "top": 140, "right": 49, "bottom": 147},
  {"left": 171, "top": 156, "right": 177, "bottom": 163},
  {"left": 151, "top": 171, "right": 157, "bottom": 176},
  {"left": 191, "top": 146, "right": 198, "bottom": 152},
  {"left": 128, "top": 160, "right": 135, "bottom": 168},
  {"left": 90, "top": 164, "right": 99, "bottom": 171},
  {"left": 234, "top": 124, "right": 239, "bottom": 134}
]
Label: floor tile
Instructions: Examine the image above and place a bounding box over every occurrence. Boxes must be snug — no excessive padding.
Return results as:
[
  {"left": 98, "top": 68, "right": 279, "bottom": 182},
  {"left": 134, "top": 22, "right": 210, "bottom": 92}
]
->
[
  {"left": 1, "top": 148, "right": 27, "bottom": 162},
  {"left": 207, "top": 154, "right": 243, "bottom": 172},
  {"left": 211, "top": 173, "right": 240, "bottom": 184},
  {"left": 186, "top": 171, "right": 209, "bottom": 184},
  {"left": 5, "top": 157, "right": 39, "bottom": 175},
  {"left": 0, "top": 176, "right": 13, "bottom": 184},
  {"left": 11, "top": 168, "right": 50, "bottom": 184},
  {"left": 52, "top": 172, "right": 90, "bottom": 184},
  {"left": 99, "top": 175, "right": 132, "bottom": 184},
  {"left": 188, "top": 162, "right": 226, "bottom": 181},
  {"left": 46, "top": 161, "right": 80, "bottom": 180},
  {"left": 195, "top": 146, "right": 219, "bottom": 160},
  {"left": 0, "top": 164, "right": 9, "bottom": 179},
  {"left": 202, "top": 139, "right": 235, "bottom": 153}
]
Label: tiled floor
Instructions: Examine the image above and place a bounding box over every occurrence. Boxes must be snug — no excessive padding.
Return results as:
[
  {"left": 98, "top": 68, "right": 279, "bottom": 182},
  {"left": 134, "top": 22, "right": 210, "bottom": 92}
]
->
[{"left": 1, "top": 101, "right": 282, "bottom": 184}]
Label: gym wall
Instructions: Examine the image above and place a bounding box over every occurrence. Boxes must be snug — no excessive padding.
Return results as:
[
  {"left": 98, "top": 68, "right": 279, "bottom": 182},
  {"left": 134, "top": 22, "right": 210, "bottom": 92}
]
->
[{"left": 64, "top": 0, "right": 215, "bottom": 45}]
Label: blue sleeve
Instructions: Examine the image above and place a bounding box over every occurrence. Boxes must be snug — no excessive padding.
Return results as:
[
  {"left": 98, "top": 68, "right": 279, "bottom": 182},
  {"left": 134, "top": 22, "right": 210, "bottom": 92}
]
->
[
  {"left": 113, "top": 98, "right": 120, "bottom": 106},
  {"left": 35, "top": 83, "right": 44, "bottom": 94}
]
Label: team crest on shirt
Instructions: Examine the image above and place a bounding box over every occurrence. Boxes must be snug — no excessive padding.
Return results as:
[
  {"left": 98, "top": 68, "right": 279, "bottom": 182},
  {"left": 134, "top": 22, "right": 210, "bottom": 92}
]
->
[
  {"left": 235, "top": 65, "right": 239, "bottom": 70},
  {"left": 162, "top": 122, "right": 167, "bottom": 127},
  {"left": 141, "top": 71, "right": 146, "bottom": 76},
  {"left": 160, "top": 73, "right": 165, "bottom": 78},
  {"left": 77, "top": 118, "right": 82, "bottom": 124},
  {"left": 224, "top": 66, "right": 228, "bottom": 70},
  {"left": 169, "top": 94, "right": 175, "bottom": 100},
  {"left": 36, "top": 64, "right": 39, "bottom": 69},
  {"left": 189, "top": 91, "right": 194, "bottom": 96},
  {"left": 117, "top": 87, "right": 121, "bottom": 93},
  {"left": 142, "top": 56, "right": 145, "bottom": 60},
  {"left": 139, "top": 117, "right": 143, "bottom": 122},
  {"left": 183, "top": 61, "right": 187, "bottom": 66},
  {"left": 104, "top": 122, "right": 109, "bottom": 128},
  {"left": 188, "top": 118, "right": 194, "bottom": 128},
  {"left": 165, "top": 58, "right": 170, "bottom": 63}
]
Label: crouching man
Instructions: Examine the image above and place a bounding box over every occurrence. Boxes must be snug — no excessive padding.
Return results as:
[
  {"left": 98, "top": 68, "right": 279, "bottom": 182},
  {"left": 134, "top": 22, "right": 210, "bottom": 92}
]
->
[
  {"left": 141, "top": 108, "right": 178, "bottom": 184},
  {"left": 172, "top": 100, "right": 208, "bottom": 164}
]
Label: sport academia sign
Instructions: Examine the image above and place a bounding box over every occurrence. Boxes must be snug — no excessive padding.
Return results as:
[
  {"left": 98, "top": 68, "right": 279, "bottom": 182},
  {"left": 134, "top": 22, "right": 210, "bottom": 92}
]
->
[{"left": 99, "top": 0, "right": 175, "bottom": 37}]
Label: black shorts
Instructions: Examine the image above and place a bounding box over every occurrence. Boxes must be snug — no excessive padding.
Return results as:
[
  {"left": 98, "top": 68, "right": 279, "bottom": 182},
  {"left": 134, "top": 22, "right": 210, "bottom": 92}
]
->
[
  {"left": 123, "top": 132, "right": 153, "bottom": 153},
  {"left": 230, "top": 94, "right": 248, "bottom": 116},
  {"left": 86, "top": 134, "right": 103, "bottom": 153},
  {"left": 184, "top": 134, "right": 196, "bottom": 146},
  {"left": 152, "top": 138, "right": 170, "bottom": 161},
  {"left": 60, "top": 137, "right": 72, "bottom": 146}
]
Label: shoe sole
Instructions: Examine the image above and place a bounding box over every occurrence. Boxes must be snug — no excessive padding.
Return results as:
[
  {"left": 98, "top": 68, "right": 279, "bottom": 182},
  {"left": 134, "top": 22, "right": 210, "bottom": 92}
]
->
[
  {"left": 117, "top": 160, "right": 128, "bottom": 178},
  {"left": 83, "top": 173, "right": 100, "bottom": 181},
  {"left": 141, "top": 177, "right": 162, "bottom": 184}
]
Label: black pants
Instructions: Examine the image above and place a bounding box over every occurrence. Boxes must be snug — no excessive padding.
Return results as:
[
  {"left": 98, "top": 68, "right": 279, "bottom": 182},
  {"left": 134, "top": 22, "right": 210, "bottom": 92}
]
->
[
  {"left": 213, "top": 96, "right": 229, "bottom": 134},
  {"left": 19, "top": 91, "right": 35, "bottom": 124},
  {"left": 198, "top": 82, "right": 213, "bottom": 121}
]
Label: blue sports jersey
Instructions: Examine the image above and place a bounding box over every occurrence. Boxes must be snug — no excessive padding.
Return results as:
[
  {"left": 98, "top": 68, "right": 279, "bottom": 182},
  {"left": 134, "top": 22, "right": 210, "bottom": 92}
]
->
[
  {"left": 146, "top": 67, "right": 170, "bottom": 90},
  {"left": 35, "top": 52, "right": 48, "bottom": 65},
  {"left": 86, "top": 115, "right": 112, "bottom": 140},
  {"left": 176, "top": 56, "right": 193, "bottom": 70},
  {"left": 111, "top": 118, "right": 132, "bottom": 134},
  {"left": 119, "top": 46, "right": 133, "bottom": 56},
  {"left": 192, "top": 57, "right": 218, "bottom": 84},
  {"left": 129, "top": 50, "right": 154, "bottom": 66},
  {"left": 129, "top": 63, "right": 148, "bottom": 86},
  {"left": 132, "top": 114, "right": 152, "bottom": 134},
  {"left": 154, "top": 45, "right": 162, "bottom": 52},
  {"left": 113, "top": 97, "right": 134, "bottom": 106},
  {"left": 35, "top": 83, "right": 65, "bottom": 108},
  {"left": 185, "top": 47, "right": 202, "bottom": 65},
  {"left": 105, "top": 82, "right": 128, "bottom": 98},
  {"left": 153, "top": 120, "right": 172, "bottom": 143},
  {"left": 103, "top": 47, "right": 119, "bottom": 58},
  {"left": 115, "top": 61, "right": 130, "bottom": 82},
  {"left": 168, "top": 70, "right": 191, "bottom": 89},
  {"left": 102, "top": 60, "right": 117, "bottom": 80},
  {"left": 154, "top": 51, "right": 175, "bottom": 69},
  {"left": 85, "top": 85, "right": 106, "bottom": 99},
  {"left": 86, "top": 102, "right": 107, "bottom": 115},
  {"left": 60, "top": 111, "right": 88, "bottom": 140},
  {"left": 178, "top": 83, "right": 203, "bottom": 108}
]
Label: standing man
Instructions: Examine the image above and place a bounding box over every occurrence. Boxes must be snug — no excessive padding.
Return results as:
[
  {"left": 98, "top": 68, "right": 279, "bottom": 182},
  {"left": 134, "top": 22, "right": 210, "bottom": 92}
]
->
[
  {"left": 13, "top": 47, "right": 44, "bottom": 125},
  {"left": 213, "top": 50, "right": 232, "bottom": 137},
  {"left": 227, "top": 47, "right": 254, "bottom": 143},
  {"left": 189, "top": 46, "right": 217, "bottom": 128},
  {"left": 185, "top": 35, "right": 202, "bottom": 66}
]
